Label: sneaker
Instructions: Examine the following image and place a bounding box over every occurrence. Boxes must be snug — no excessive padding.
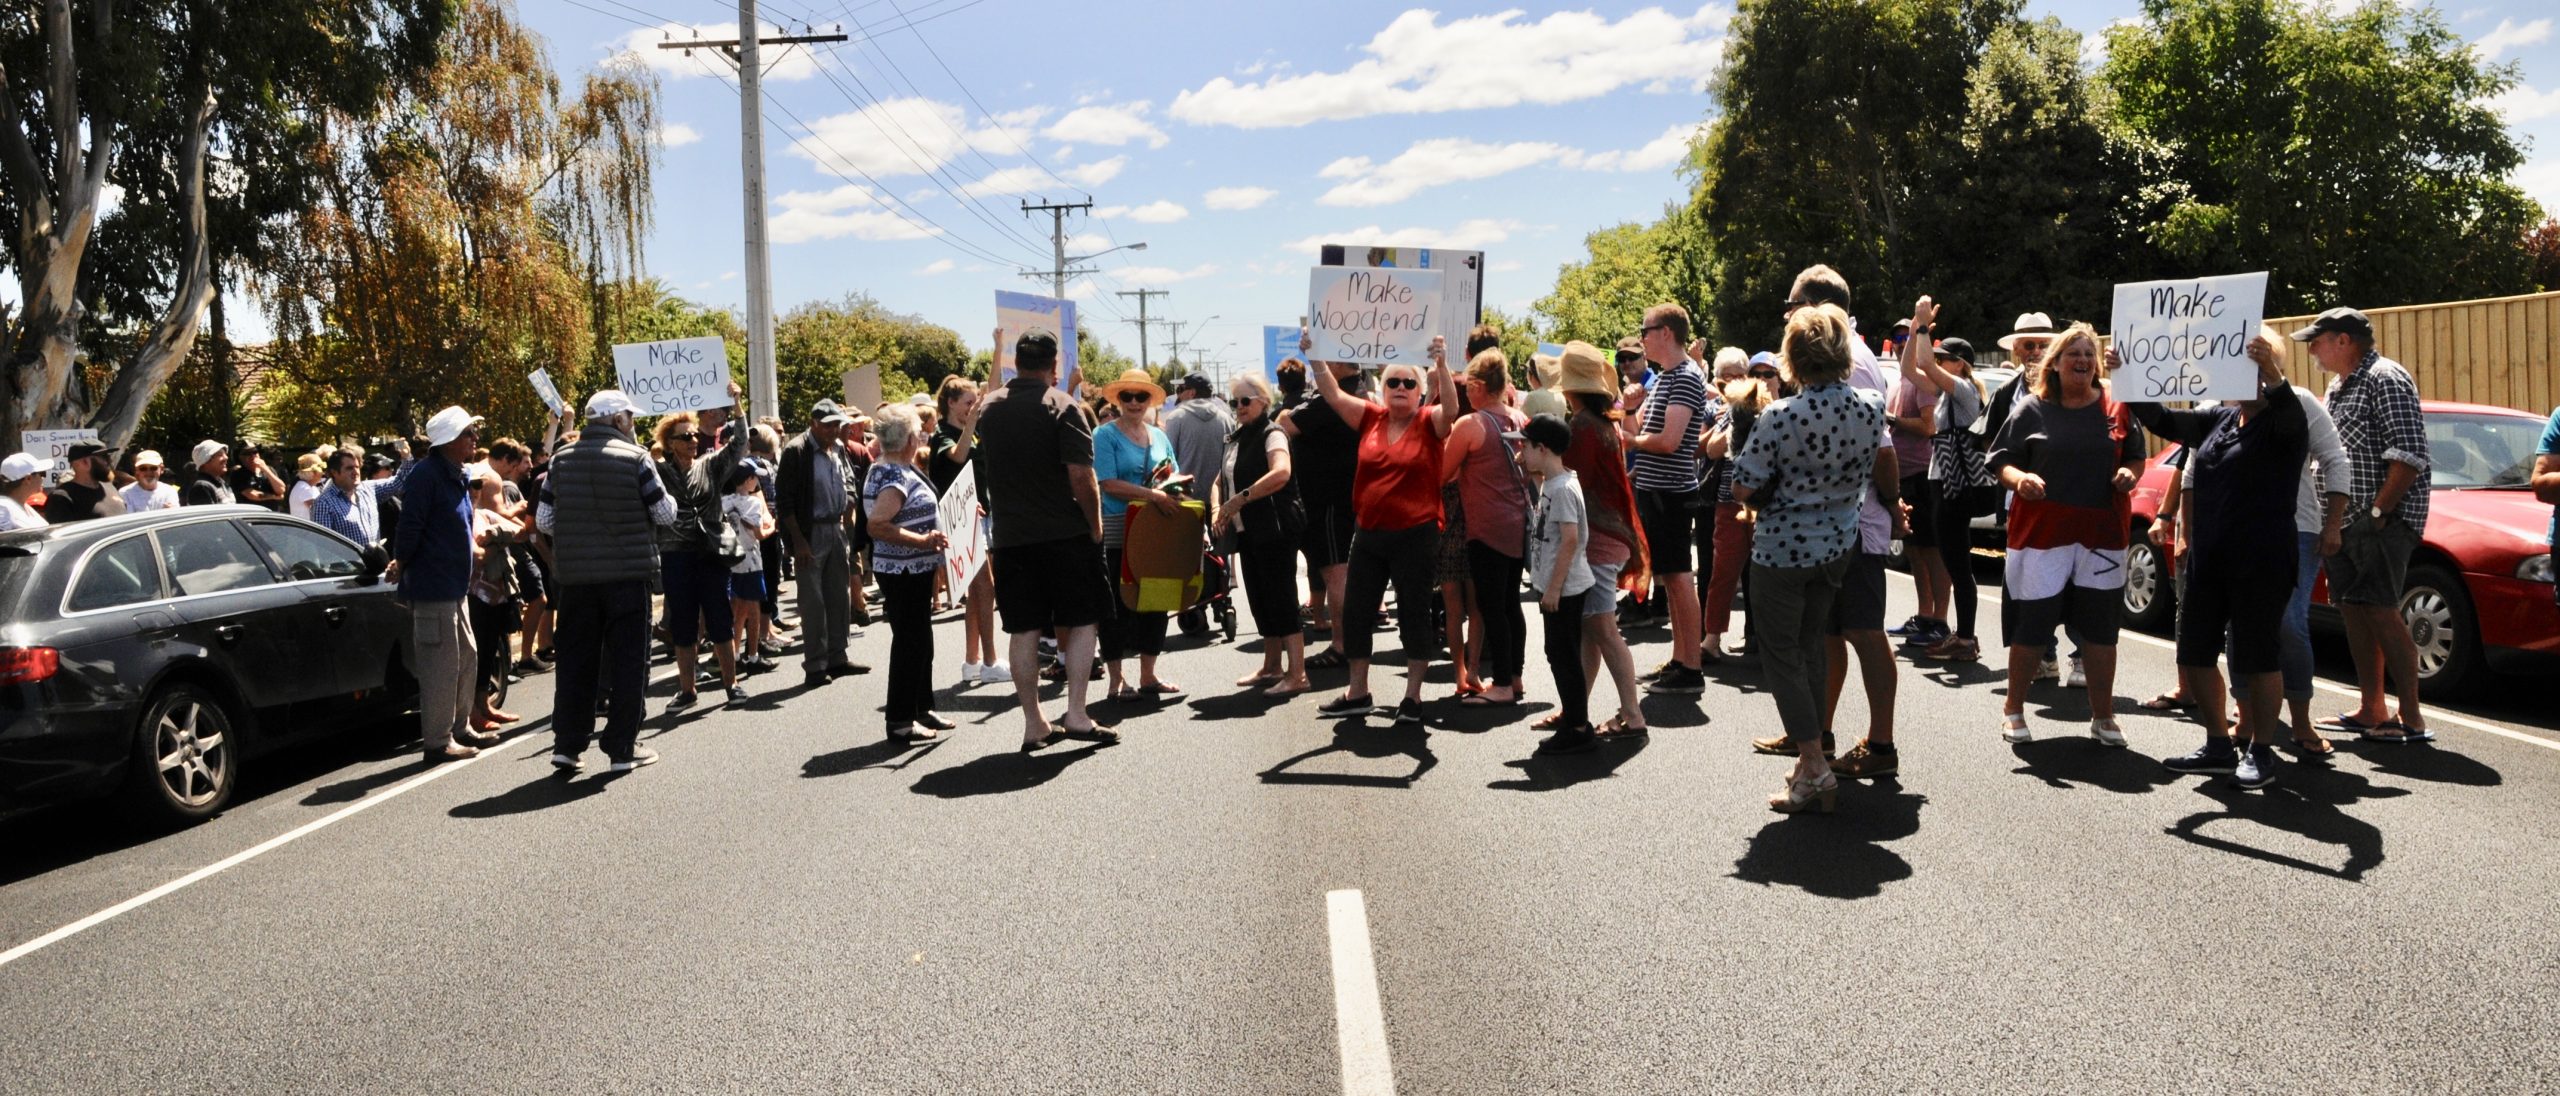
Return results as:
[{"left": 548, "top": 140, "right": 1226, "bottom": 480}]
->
[
  {"left": 1317, "top": 694, "right": 1373, "bottom": 717},
  {"left": 1915, "top": 620, "right": 1950, "bottom": 647},
  {"left": 960, "top": 661, "right": 983, "bottom": 686},
  {"left": 2233, "top": 744, "right": 2277, "bottom": 789},
  {"left": 607, "top": 745, "right": 659, "bottom": 773},
  {"left": 550, "top": 752, "right": 584, "bottom": 774},
  {"left": 2036, "top": 657, "right": 2061, "bottom": 683},
  {"left": 979, "top": 661, "right": 1012, "bottom": 685},
  {"left": 2066, "top": 656, "right": 2087, "bottom": 689},
  {"left": 1640, "top": 659, "right": 1677, "bottom": 684},
  {"left": 1391, "top": 699, "right": 1425, "bottom": 725},
  {"left": 1751, "top": 731, "right": 1835, "bottom": 757},
  {"left": 1830, "top": 739, "right": 1898, "bottom": 779},
  {"left": 2000, "top": 713, "right": 2033, "bottom": 743},
  {"left": 725, "top": 685, "right": 748, "bottom": 704},
  {"left": 2089, "top": 717, "right": 2127, "bottom": 747},
  {"left": 1534, "top": 727, "right": 1598, "bottom": 755},
  {"left": 1646, "top": 664, "right": 1705, "bottom": 696},
  {"left": 1886, "top": 614, "right": 1930, "bottom": 637},
  {"left": 668, "top": 692, "right": 696, "bottom": 712},
  {"left": 2162, "top": 738, "right": 2240, "bottom": 775}
]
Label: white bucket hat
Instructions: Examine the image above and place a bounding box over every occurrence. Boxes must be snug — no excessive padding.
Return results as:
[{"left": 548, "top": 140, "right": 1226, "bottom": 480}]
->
[
  {"left": 423, "top": 405, "right": 485, "bottom": 447},
  {"left": 190, "top": 439, "right": 229, "bottom": 467}
]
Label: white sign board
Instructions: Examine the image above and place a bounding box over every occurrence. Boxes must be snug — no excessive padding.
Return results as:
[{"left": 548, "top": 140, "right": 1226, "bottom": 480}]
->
[
  {"left": 994, "top": 291, "right": 1080, "bottom": 391},
  {"left": 1321, "top": 245, "right": 1483, "bottom": 355},
  {"left": 936, "top": 463, "right": 988, "bottom": 591},
  {"left": 528, "top": 369, "right": 568, "bottom": 416},
  {"left": 2109, "top": 272, "right": 2269, "bottom": 401},
  {"left": 23, "top": 428, "right": 101, "bottom": 484},
  {"left": 611, "top": 336, "right": 733, "bottom": 415},
  {"left": 841, "top": 363, "right": 883, "bottom": 416},
  {"left": 1307, "top": 266, "right": 1445, "bottom": 366}
]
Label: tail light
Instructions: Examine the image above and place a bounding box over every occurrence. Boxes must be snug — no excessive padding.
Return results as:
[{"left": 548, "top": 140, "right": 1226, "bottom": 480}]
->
[{"left": 0, "top": 647, "right": 61, "bottom": 685}]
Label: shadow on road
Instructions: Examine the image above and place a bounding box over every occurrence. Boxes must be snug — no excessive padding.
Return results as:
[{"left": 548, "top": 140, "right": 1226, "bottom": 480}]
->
[
  {"left": 2342, "top": 741, "right": 2503, "bottom": 787},
  {"left": 1488, "top": 737, "right": 1650, "bottom": 792},
  {"left": 1259, "top": 721, "right": 1438, "bottom": 788},
  {"left": 803, "top": 738, "right": 944, "bottom": 777},
  {"left": 449, "top": 772, "right": 614, "bottom": 818},
  {"left": 1913, "top": 660, "right": 2004, "bottom": 689},
  {"left": 1186, "top": 689, "right": 1300, "bottom": 723},
  {"left": 909, "top": 742, "right": 1109, "bottom": 798},
  {"left": 2165, "top": 761, "right": 2404, "bottom": 880},
  {"left": 1729, "top": 782, "right": 1927, "bottom": 899},
  {"left": 2009, "top": 739, "right": 2181, "bottom": 795}
]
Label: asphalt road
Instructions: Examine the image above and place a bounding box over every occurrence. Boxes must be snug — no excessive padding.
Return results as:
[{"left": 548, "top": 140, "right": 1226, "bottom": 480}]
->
[{"left": 5, "top": 571, "right": 2558, "bottom": 1095}]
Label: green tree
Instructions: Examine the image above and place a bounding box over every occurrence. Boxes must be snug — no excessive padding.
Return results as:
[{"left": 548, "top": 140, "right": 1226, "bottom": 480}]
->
[
  {"left": 1531, "top": 210, "right": 1708, "bottom": 346},
  {"left": 2103, "top": 0, "right": 2538, "bottom": 311},
  {"left": 1473, "top": 305, "right": 1544, "bottom": 390},
  {"left": 774, "top": 293, "right": 968, "bottom": 417}
]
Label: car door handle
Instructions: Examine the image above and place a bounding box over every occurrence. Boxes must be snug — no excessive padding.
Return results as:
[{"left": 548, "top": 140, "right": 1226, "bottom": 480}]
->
[
  {"left": 323, "top": 606, "right": 347, "bottom": 625},
  {"left": 215, "top": 624, "right": 244, "bottom": 644}
]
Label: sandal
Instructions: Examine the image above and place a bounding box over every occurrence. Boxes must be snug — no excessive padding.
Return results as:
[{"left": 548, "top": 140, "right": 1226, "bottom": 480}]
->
[
  {"left": 2138, "top": 692, "right": 2195, "bottom": 711},
  {"left": 2285, "top": 734, "right": 2337, "bottom": 758},
  {"left": 1458, "top": 692, "right": 1517, "bottom": 708},
  {"left": 1532, "top": 712, "right": 1568, "bottom": 731},
  {"left": 1307, "top": 648, "right": 1347, "bottom": 670},
  {"left": 2320, "top": 712, "right": 2384, "bottom": 734},
  {"left": 1596, "top": 715, "right": 1648, "bottom": 740},
  {"left": 1138, "top": 681, "right": 1185, "bottom": 698},
  {"left": 2380, "top": 720, "right": 2434, "bottom": 743}
]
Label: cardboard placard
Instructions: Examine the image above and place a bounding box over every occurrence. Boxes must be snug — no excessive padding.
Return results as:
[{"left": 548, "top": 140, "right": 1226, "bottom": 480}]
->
[
  {"left": 936, "top": 463, "right": 988, "bottom": 590},
  {"left": 611, "top": 336, "right": 733, "bottom": 415},
  {"left": 1307, "top": 266, "right": 1444, "bottom": 366},
  {"left": 23, "top": 428, "right": 101, "bottom": 484},
  {"left": 994, "top": 291, "right": 1080, "bottom": 392},
  {"left": 1319, "top": 244, "right": 1483, "bottom": 355},
  {"left": 2108, "top": 272, "right": 2269, "bottom": 401},
  {"left": 841, "top": 363, "right": 883, "bottom": 416},
  {"left": 529, "top": 369, "right": 568, "bottom": 416}
]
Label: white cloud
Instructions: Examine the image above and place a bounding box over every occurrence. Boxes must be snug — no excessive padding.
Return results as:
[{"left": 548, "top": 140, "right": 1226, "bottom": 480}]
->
[
  {"left": 720, "top": 271, "right": 740, "bottom": 281},
  {"left": 660, "top": 123, "right": 702, "bottom": 148},
  {"left": 2487, "top": 83, "right": 2560, "bottom": 122},
  {"left": 1043, "top": 101, "right": 1170, "bottom": 149},
  {"left": 1281, "top": 218, "right": 1527, "bottom": 255},
  {"left": 787, "top": 97, "right": 1045, "bottom": 180},
  {"left": 2514, "top": 160, "right": 2560, "bottom": 210},
  {"left": 620, "top": 23, "right": 825, "bottom": 82},
  {"left": 958, "top": 155, "right": 1125, "bottom": 198},
  {"left": 1066, "top": 232, "right": 1111, "bottom": 254},
  {"left": 1316, "top": 126, "right": 1704, "bottom": 207},
  {"left": 918, "top": 258, "right": 956, "bottom": 276},
  {"left": 1066, "top": 156, "right": 1127, "bottom": 187},
  {"left": 768, "top": 185, "right": 939, "bottom": 244},
  {"left": 1170, "top": 6, "right": 1730, "bottom": 128},
  {"left": 1112, "top": 264, "right": 1221, "bottom": 286},
  {"left": 1204, "top": 185, "right": 1277, "bottom": 210},
  {"left": 2476, "top": 17, "right": 2551, "bottom": 57},
  {"left": 1096, "top": 200, "right": 1189, "bottom": 223}
]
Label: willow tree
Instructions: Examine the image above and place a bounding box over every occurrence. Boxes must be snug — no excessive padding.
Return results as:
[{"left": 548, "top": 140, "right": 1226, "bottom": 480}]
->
[{"left": 260, "top": 0, "right": 657, "bottom": 444}]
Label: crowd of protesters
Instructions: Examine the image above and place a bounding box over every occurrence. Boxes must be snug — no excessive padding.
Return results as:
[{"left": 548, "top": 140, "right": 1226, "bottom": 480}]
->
[{"left": 7, "top": 260, "right": 2555, "bottom": 811}]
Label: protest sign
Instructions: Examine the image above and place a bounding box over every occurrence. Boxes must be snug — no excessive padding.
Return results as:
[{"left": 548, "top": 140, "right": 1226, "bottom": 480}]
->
[
  {"left": 841, "top": 363, "right": 882, "bottom": 415},
  {"left": 993, "top": 291, "right": 1079, "bottom": 391},
  {"left": 1262, "top": 325, "right": 1302, "bottom": 381},
  {"left": 937, "top": 463, "right": 989, "bottom": 590},
  {"left": 1319, "top": 244, "right": 1483, "bottom": 353},
  {"left": 611, "top": 336, "right": 733, "bottom": 415},
  {"left": 1307, "top": 266, "right": 1444, "bottom": 366},
  {"left": 1538, "top": 342, "right": 1565, "bottom": 359},
  {"left": 23, "top": 428, "right": 101, "bottom": 484},
  {"left": 528, "top": 369, "right": 567, "bottom": 416},
  {"left": 2109, "top": 272, "right": 2269, "bottom": 401}
]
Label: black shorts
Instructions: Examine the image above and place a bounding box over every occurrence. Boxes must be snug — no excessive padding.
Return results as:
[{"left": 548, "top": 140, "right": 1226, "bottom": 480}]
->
[
  {"left": 2326, "top": 513, "right": 2416, "bottom": 607},
  {"left": 1635, "top": 486, "right": 1698, "bottom": 576},
  {"left": 1302, "top": 499, "right": 1355, "bottom": 570},
  {"left": 2177, "top": 563, "right": 2292, "bottom": 675},
  {"left": 993, "top": 535, "right": 1114, "bottom": 635},
  {"left": 1900, "top": 474, "right": 1938, "bottom": 548},
  {"left": 1825, "top": 552, "right": 1888, "bottom": 635}
]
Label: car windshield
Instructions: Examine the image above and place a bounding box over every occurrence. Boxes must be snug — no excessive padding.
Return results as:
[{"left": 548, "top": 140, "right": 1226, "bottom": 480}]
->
[{"left": 2426, "top": 412, "right": 2541, "bottom": 489}]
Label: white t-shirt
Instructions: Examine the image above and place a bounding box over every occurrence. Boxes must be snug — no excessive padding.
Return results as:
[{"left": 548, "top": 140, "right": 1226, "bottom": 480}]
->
[
  {"left": 0, "top": 495, "right": 47, "bottom": 532},
  {"left": 721, "top": 493, "right": 768, "bottom": 574},
  {"left": 121, "top": 482, "right": 180, "bottom": 512},
  {"left": 288, "top": 479, "right": 321, "bottom": 521},
  {"left": 1848, "top": 337, "right": 1896, "bottom": 555}
]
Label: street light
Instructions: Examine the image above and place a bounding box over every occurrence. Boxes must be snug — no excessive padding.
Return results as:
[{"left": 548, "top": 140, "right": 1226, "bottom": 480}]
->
[{"left": 1062, "top": 241, "right": 1146, "bottom": 265}]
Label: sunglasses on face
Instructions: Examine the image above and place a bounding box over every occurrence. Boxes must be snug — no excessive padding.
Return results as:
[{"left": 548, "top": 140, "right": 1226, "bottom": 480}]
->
[
  {"left": 669, "top": 432, "right": 700, "bottom": 442},
  {"left": 1749, "top": 369, "right": 1779, "bottom": 379},
  {"left": 1640, "top": 323, "right": 1668, "bottom": 335},
  {"left": 1383, "top": 376, "right": 1420, "bottom": 390},
  {"left": 1116, "top": 392, "right": 1151, "bottom": 403}
]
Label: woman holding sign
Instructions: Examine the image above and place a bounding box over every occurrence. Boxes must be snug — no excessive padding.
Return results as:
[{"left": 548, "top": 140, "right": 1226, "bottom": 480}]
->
[
  {"left": 1986, "top": 324, "right": 2147, "bottom": 746},
  {"left": 932, "top": 376, "right": 1006, "bottom": 687},
  {"left": 1307, "top": 333, "right": 1461, "bottom": 725}
]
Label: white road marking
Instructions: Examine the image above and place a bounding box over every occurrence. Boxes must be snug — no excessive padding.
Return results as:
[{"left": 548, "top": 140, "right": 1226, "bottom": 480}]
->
[
  {"left": 1327, "top": 889, "right": 1397, "bottom": 1096},
  {"left": 2108, "top": 628, "right": 2560, "bottom": 753},
  {"left": 0, "top": 737, "right": 540, "bottom": 970}
]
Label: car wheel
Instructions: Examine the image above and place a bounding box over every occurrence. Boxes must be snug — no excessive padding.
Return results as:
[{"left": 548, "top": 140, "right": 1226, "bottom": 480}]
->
[
  {"left": 2402, "top": 562, "right": 2483, "bottom": 701},
  {"left": 122, "top": 683, "right": 237, "bottom": 825},
  {"left": 2122, "top": 529, "right": 2174, "bottom": 634}
]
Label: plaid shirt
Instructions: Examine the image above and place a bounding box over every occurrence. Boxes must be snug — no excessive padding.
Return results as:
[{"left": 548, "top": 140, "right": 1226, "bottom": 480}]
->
[
  {"left": 2323, "top": 350, "right": 2430, "bottom": 533},
  {"left": 309, "top": 480, "right": 384, "bottom": 545}
]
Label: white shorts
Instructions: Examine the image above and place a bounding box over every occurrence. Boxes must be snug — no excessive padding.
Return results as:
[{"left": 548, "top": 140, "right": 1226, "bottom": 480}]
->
[{"left": 2005, "top": 543, "right": 2127, "bottom": 602}]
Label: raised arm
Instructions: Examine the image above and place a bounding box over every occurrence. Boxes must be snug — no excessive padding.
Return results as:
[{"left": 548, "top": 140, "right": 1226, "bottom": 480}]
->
[
  {"left": 1304, "top": 327, "right": 1371, "bottom": 426},
  {"left": 1428, "top": 337, "right": 1460, "bottom": 438}
]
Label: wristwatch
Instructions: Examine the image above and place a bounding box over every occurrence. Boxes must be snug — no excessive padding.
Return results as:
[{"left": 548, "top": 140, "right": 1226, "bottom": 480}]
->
[{"left": 2369, "top": 504, "right": 2386, "bottom": 520}]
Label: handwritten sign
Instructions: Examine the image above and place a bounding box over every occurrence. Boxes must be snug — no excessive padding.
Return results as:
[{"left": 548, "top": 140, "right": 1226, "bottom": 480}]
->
[
  {"left": 528, "top": 369, "right": 567, "bottom": 416},
  {"left": 1321, "top": 244, "right": 1483, "bottom": 354},
  {"left": 1307, "top": 267, "right": 1444, "bottom": 366},
  {"left": 936, "top": 463, "right": 988, "bottom": 590},
  {"left": 1262, "top": 325, "right": 1302, "bottom": 382},
  {"left": 2109, "top": 272, "right": 2268, "bottom": 401},
  {"left": 23, "top": 428, "right": 101, "bottom": 484},
  {"left": 993, "top": 291, "right": 1080, "bottom": 391},
  {"left": 611, "top": 336, "right": 733, "bottom": 415}
]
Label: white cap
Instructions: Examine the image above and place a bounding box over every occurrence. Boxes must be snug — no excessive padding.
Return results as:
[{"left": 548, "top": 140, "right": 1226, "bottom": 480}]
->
[
  {"left": 133, "top": 449, "right": 165, "bottom": 469},
  {"left": 423, "top": 405, "right": 484, "bottom": 447},
  {"left": 1, "top": 452, "right": 44, "bottom": 482},
  {"left": 190, "top": 439, "right": 229, "bottom": 467},
  {"left": 585, "top": 389, "right": 637, "bottom": 420},
  {"left": 907, "top": 393, "right": 933, "bottom": 407}
]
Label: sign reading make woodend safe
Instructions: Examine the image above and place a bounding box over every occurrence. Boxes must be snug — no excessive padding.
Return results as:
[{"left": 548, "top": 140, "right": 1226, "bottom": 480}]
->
[
  {"left": 2108, "top": 271, "right": 2268, "bottom": 401},
  {"left": 611, "top": 336, "right": 733, "bottom": 415},
  {"left": 1307, "top": 266, "right": 1443, "bottom": 366}
]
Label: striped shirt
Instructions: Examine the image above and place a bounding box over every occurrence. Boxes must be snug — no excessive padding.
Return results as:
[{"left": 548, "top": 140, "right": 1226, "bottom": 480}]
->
[
  {"left": 862, "top": 461, "right": 942, "bottom": 575},
  {"left": 310, "top": 480, "right": 384, "bottom": 545},
  {"left": 1630, "top": 358, "right": 1707, "bottom": 492},
  {"left": 2323, "top": 350, "right": 2431, "bottom": 533}
]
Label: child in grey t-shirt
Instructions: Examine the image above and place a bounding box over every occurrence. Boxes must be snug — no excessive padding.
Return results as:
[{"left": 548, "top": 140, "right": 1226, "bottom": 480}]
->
[{"left": 1515, "top": 414, "right": 1595, "bottom": 752}]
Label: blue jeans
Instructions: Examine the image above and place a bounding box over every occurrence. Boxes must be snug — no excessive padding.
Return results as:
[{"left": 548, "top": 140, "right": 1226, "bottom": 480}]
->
[{"left": 2234, "top": 531, "right": 2321, "bottom": 704}]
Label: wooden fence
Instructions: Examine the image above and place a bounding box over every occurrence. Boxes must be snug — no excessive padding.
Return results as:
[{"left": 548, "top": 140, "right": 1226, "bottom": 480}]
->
[{"left": 2267, "top": 289, "right": 2560, "bottom": 414}]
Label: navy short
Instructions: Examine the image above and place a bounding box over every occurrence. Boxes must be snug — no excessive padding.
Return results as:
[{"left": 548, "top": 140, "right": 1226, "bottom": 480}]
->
[{"left": 729, "top": 569, "right": 767, "bottom": 603}]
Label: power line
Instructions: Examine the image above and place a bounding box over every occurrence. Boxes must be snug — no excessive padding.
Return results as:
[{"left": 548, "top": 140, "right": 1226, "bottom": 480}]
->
[{"left": 800, "top": 51, "right": 1056, "bottom": 261}]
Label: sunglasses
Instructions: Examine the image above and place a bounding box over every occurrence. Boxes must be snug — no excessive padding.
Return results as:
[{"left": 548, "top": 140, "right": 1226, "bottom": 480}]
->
[
  {"left": 1640, "top": 323, "right": 1668, "bottom": 335},
  {"left": 1116, "top": 392, "right": 1152, "bottom": 403},
  {"left": 1228, "top": 395, "right": 1260, "bottom": 406},
  {"left": 1382, "top": 376, "right": 1420, "bottom": 390},
  {"left": 669, "top": 432, "right": 700, "bottom": 442},
  {"left": 1748, "top": 369, "right": 1779, "bottom": 379}
]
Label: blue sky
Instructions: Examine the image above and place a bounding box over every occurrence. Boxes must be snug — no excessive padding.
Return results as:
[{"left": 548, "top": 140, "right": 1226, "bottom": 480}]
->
[{"left": 514, "top": 2, "right": 2560, "bottom": 369}]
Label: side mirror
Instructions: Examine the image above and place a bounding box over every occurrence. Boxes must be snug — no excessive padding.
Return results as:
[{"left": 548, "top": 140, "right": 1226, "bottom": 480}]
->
[{"left": 359, "top": 544, "right": 390, "bottom": 583}]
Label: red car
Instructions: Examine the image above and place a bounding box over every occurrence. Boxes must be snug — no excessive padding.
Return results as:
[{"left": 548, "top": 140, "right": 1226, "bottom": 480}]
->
[{"left": 2126, "top": 400, "right": 2560, "bottom": 699}]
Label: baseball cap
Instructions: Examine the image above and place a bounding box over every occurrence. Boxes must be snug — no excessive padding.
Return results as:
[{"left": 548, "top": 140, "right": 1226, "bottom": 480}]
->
[
  {"left": 191, "top": 439, "right": 229, "bottom": 467},
  {"left": 1501, "top": 413, "right": 1574, "bottom": 454},
  {"left": 1177, "top": 372, "right": 1214, "bottom": 397},
  {"left": 423, "top": 405, "right": 484, "bottom": 447},
  {"left": 810, "top": 398, "right": 852, "bottom": 425},
  {"left": 1932, "top": 337, "right": 1976, "bottom": 361},
  {"left": 2289, "top": 306, "right": 2373, "bottom": 342},
  {"left": 132, "top": 449, "right": 165, "bottom": 469},
  {"left": 1, "top": 452, "right": 44, "bottom": 482},
  {"left": 1614, "top": 335, "right": 1645, "bottom": 361},
  {"left": 66, "top": 442, "right": 115, "bottom": 461},
  {"left": 586, "top": 389, "right": 637, "bottom": 420}
]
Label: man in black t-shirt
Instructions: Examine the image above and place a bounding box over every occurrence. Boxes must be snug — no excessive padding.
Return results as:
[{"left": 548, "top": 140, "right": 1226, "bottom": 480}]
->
[{"left": 42, "top": 443, "right": 126, "bottom": 522}]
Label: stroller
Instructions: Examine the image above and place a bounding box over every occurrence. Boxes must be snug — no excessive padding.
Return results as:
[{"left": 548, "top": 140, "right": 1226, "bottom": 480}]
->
[{"left": 1197, "top": 545, "right": 1238, "bottom": 643}]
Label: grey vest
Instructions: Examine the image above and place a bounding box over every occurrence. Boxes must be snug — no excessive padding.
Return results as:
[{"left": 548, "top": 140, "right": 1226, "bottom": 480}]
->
[{"left": 547, "top": 427, "right": 660, "bottom": 586}]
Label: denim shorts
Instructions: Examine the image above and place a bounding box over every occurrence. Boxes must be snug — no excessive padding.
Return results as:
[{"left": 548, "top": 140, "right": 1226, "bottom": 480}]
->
[{"left": 1583, "top": 559, "right": 1624, "bottom": 617}]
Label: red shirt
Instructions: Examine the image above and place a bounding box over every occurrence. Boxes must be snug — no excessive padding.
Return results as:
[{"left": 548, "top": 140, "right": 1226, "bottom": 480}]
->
[{"left": 1350, "top": 402, "right": 1444, "bottom": 532}]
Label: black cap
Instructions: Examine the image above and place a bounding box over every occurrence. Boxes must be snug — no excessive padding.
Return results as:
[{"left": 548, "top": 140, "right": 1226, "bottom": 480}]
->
[
  {"left": 364, "top": 453, "right": 399, "bottom": 474},
  {"left": 1614, "top": 335, "right": 1645, "bottom": 361},
  {"left": 1177, "top": 372, "right": 1214, "bottom": 396},
  {"left": 811, "top": 398, "right": 851, "bottom": 425},
  {"left": 1503, "top": 413, "right": 1574, "bottom": 454},
  {"left": 2289, "top": 306, "right": 2372, "bottom": 343},
  {"left": 66, "top": 442, "right": 116, "bottom": 460},
  {"left": 1015, "top": 328, "right": 1061, "bottom": 372},
  {"left": 1931, "top": 337, "right": 1975, "bottom": 361}
]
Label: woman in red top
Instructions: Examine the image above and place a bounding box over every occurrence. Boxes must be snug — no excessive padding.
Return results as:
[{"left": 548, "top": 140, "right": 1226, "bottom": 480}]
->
[{"left": 1307, "top": 334, "right": 1460, "bottom": 725}]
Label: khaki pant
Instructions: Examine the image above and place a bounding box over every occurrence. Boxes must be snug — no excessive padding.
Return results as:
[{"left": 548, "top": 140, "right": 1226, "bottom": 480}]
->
[{"left": 410, "top": 599, "right": 476, "bottom": 750}]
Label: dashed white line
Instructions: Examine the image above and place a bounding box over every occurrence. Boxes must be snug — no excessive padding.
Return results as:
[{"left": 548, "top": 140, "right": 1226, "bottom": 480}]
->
[{"left": 1327, "top": 888, "right": 1397, "bottom": 1096}]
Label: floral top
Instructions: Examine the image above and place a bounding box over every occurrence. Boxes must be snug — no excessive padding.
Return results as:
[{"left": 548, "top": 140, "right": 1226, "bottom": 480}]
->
[
  {"left": 862, "top": 462, "right": 942, "bottom": 575},
  {"left": 1729, "top": 381, "right": 1885, "bottom": 568}
]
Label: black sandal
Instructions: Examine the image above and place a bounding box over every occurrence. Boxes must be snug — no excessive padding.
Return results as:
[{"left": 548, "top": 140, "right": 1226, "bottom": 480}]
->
[{"left": 1307, "top": 648, "right": 1347, "bottom": 670}]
